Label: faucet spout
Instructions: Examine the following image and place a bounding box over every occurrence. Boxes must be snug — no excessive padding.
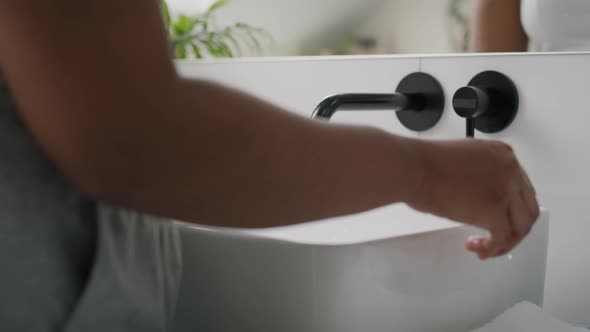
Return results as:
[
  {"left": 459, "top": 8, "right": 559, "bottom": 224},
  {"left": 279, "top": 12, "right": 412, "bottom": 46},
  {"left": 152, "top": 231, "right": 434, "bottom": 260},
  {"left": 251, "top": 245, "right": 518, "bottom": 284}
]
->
[
  {"left": 311, "top": 72, "right": 445, "bottom": 132},
  {"left": 312, "top": 93, "right": 425, "bottom": 119}
]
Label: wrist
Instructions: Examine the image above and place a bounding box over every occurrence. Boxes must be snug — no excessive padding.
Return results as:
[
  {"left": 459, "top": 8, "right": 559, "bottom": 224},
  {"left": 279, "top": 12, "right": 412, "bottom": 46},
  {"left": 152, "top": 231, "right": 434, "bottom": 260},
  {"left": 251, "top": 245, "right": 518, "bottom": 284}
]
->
[{"left": 395, "top": 137, "right": 431, "bottom": 208}]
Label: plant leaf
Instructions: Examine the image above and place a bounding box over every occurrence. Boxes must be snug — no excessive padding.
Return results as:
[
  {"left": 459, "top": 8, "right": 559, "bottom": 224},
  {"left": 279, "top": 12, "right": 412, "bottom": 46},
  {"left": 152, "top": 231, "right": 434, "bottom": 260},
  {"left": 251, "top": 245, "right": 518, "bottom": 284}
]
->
[
  {"left": 223, "top": 29, "right": 242, "bottom": 56},
  {"left": 173, "top": 15, "right": 200, "bottom": 35},
  {"left": 174, "top": 42, "right": 188, "bottom": 59},
  {"left": 201, "top": 39, "right": 218, "bottom": 57},
  {"left": 166, "top": 0, "right": 269, "bottom": 59},
  {"left": 160, "top": 0, "right": 171, "bottom": 30},
  {"left": 207, "top": 0, "right": 229, "bottom": 15},
  {"left": 245, "top": 30, "right": 263, "bottom": 54},
  {"left": 219, "top": 40, "right": 233, "bottom": 57},
  {"left": 235, "top": 22, "right": 264, "bottom": 54},
  {"left": 191, "top": 43, "right": 203, "bottom": 59}
]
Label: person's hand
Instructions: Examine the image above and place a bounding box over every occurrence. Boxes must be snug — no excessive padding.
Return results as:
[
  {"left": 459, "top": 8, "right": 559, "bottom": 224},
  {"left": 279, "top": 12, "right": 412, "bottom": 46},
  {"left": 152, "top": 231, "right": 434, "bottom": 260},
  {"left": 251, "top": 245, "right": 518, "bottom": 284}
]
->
[{"left": 407, "top": 139, "right": 540, "bottom": 260}]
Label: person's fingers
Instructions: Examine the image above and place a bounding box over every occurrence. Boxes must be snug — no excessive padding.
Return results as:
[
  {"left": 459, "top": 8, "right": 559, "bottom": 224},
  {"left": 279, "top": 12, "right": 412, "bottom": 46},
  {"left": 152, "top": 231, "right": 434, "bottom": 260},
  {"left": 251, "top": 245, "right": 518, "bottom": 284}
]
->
[
  {"left": 480, "top": 213, "right": 512, "bottom": 259},
  {"left": 497, "top": 195, "right": 531, "bottom": 256},
  {"left": 490, "top": 223, "right": 513, "bottom": 258},
  {"left": 466, "top": 236, "right": 487, "bottom": 252},
  {"left": 520, "top": 168, "right": 540, "bottom": 219},
  {"left": 520, "top": 167, "right": 536, "bottom": 195},
  {"left": 466, "top": 236, "right": 493, "bottom": 260},
  {"left": 477, "top": 238, "right": 493, "bottom": 260},
  {"left": 511, "top": 191, "right": 539, "bottom": 242},
  {"left": 495, "top": 185, "right": 539, "bottom": 257},
  {"left": 478, "top": 248, "right": 490, "bottom": 260}
]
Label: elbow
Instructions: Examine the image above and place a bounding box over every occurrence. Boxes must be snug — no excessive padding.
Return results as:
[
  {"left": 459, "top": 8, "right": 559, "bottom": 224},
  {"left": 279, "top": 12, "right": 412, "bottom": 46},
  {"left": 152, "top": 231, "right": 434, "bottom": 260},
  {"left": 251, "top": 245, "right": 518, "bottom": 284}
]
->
[
  {"left": 71, "top": 173, "right": 127, "bottom": 206},
  {"left": 75, "top": 175, "right": 122, "bottom": 204},
  {"left": 63, "top": 159, "right": 144, "bottom": 207}
]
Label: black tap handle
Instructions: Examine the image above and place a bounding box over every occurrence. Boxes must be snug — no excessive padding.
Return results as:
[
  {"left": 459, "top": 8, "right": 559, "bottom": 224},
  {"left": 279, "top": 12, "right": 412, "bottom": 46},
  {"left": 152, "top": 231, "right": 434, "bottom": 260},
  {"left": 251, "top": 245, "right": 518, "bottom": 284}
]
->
[
  {"left": 453, "top": 86, "right": 491, "bottom": 138},
  {"left": 453, "top": 86, "right": 490, "bottom": 119},
  {"left": 452, "top": 71, "right": 519, "bottom": 138}
]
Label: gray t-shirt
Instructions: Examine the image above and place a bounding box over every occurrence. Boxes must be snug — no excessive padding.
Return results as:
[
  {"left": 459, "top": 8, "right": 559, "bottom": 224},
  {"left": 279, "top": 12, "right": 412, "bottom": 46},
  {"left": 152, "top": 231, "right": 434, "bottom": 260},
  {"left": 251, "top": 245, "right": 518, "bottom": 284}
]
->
[{"left": 0, "top": 76, "right": 182, "bottom": 332}]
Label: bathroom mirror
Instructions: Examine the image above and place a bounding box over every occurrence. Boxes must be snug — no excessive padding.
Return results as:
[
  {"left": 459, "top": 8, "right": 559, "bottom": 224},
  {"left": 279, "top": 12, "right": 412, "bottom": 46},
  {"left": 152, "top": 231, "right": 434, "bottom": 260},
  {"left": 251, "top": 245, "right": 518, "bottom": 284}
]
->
[{"left": 164, "top": 0, "right": 471, "bottom": 57}]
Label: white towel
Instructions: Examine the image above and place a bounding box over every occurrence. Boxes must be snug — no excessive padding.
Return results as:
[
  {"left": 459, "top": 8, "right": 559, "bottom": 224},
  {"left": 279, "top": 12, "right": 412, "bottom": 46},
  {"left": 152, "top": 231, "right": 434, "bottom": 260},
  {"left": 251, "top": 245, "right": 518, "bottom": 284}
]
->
[{"left": 471, "top": 302, "right": 587, "bottom": 332}]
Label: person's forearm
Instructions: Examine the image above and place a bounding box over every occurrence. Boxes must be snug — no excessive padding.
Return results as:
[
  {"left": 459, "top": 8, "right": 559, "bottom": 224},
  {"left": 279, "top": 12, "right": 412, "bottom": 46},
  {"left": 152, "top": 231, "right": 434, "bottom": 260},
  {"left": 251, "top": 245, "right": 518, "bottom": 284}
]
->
[
  {"left": 97, "top": 79, "right": 424, "bottom": 228},
  {"left": 1, "top": 0, "right": 420, "bottom": 229},
  {"left": 469, "top": 0, "right": 528, "bottom": 52}
]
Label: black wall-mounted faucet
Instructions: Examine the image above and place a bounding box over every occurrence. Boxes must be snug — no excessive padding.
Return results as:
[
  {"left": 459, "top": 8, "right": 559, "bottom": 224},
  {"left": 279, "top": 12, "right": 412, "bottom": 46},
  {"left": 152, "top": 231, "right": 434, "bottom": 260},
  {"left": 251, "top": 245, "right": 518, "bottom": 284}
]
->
[
  {"left": 313, "top": 93, "right": 421, "bottom": 118},
  {"left": 312, "top": 72, "right": 445, "bottom": 132},
  {"left": 452, "top": 71, "right": 519, "bottom": 138}
]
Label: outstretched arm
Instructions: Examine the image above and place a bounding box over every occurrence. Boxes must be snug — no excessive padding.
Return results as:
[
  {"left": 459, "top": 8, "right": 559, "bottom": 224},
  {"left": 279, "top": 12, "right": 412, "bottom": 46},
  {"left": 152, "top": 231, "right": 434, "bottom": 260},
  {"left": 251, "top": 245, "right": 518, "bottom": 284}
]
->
[
  {"left": 0, "top": 0, "right": 421, "bottom": 228},
  {"left": 0, "top": 0, "right": 539, "bottom": 259}
]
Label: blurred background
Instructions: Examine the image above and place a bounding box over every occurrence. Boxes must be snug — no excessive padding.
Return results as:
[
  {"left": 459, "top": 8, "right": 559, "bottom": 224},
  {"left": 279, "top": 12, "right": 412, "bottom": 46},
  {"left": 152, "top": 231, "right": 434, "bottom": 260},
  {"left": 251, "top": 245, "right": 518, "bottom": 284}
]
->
[{"left": 164, "top": 0, "right": 471, "bottom": 58}]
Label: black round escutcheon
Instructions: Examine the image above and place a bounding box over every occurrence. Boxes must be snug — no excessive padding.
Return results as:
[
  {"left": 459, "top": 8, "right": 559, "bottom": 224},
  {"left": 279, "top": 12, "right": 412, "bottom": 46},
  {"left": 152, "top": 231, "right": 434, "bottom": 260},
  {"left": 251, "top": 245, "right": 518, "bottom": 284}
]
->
[
  {"left": 467, "top": 71, "right": 519, "bottom": 134},
  {"left": 395, "top": 72, "right": 445, "bottom": 132}
]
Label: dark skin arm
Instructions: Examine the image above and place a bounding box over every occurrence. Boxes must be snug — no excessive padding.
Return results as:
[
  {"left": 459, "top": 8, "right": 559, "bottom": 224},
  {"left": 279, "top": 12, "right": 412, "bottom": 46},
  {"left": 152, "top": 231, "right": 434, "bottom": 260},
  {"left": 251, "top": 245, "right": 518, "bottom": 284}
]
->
[
  {"left": 0, "top": 0, "right": 422, "bottom": 228},
  {"left": 0, "top": 0, "right": 539, "bottom": 259},
  {"left": 469, "top": 0, "right": 529, "bottom": 52}
]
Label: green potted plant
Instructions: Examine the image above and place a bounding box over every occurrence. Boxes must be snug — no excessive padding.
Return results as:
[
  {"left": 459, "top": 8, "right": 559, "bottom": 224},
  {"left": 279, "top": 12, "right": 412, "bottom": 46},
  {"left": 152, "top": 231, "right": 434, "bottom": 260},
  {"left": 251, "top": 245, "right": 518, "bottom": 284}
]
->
[{"left": 160, "top": 0, "right": 272, "bottom": 59}]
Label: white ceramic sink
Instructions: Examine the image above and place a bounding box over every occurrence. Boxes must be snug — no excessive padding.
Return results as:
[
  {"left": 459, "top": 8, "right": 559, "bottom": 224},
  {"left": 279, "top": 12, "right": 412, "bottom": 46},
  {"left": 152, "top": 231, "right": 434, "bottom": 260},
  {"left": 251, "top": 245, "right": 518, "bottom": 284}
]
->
[
  {"left": 172, "top": 206, "right": 549, "bottom": 332},
  {"left": 176, "top": 53, "right": 590, "bottom": 325}
]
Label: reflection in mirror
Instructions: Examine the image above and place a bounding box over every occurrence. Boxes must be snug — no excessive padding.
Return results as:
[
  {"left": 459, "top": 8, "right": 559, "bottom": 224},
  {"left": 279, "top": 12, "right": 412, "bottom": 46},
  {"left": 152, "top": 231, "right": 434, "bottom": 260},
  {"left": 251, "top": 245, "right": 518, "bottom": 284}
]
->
[
  {"left": 470, "top": 0, "right": 590, "bottom": 54},
  {"left": 166, "top": 0, "right": 590, "bottom": 59},
  {"left": 165, "top": 0, "right": 471, "bottom": 58}
]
